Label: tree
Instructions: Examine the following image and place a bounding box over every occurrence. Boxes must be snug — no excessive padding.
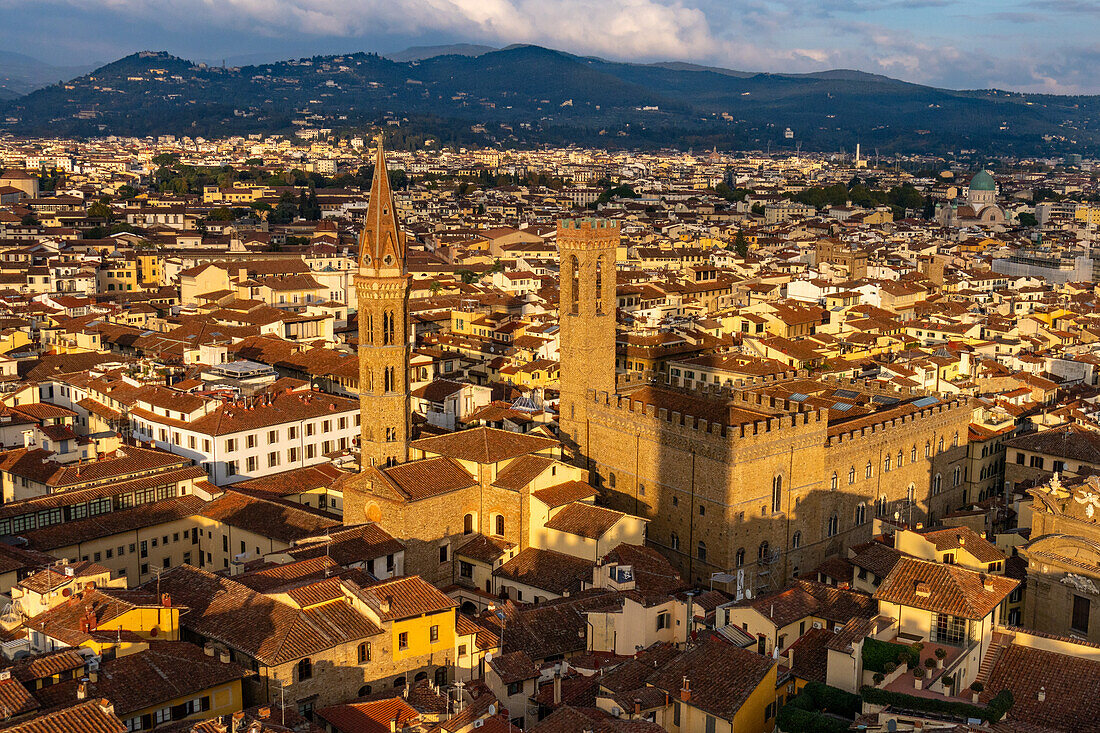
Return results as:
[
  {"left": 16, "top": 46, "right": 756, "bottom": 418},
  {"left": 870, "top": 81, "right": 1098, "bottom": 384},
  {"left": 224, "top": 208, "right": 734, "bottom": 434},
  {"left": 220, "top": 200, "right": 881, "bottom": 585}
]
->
[
  {"left": 20, "top": 212, "right": 39, "bottom": 226},
  {"left": 751, "top": 203, "right": 765, "bottom": 216},
  {"left": 734, "top": 229, "right": 749, "bottom": 257},
  {"left": 1018, "top": 211, "right": 1038, "bottom": 227},
  {"left": 152, "top": 153, "right": 180, "bottom": 167},
  {"left": 88, "top": 200, "right": 113, "bottom": 221}
]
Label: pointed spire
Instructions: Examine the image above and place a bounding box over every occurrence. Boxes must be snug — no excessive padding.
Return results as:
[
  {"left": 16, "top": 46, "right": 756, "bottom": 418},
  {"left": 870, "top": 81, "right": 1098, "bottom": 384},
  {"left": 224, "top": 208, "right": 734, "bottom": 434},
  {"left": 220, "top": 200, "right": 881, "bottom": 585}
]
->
[{"left": 358, "top": 135, "right": 405, "bottom": 276}]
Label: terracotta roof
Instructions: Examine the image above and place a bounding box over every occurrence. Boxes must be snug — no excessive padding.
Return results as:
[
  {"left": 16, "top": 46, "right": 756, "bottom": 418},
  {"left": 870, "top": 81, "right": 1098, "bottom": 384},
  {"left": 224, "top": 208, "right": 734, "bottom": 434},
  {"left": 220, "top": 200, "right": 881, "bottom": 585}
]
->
[
  {"left": 199, "top": 490, "right": 340, "bottom": 544},
  {"left": 148, "top": 565, "right": 380, "bottom": 665},
  {"left": 981, "top": 643, "right": 1100, "bottom": 731},
  {"left": 456, "top": 534, "right": 514, "bottom": 564},
  {"left": 488, "top": 650, "right": 540, "bottom": 684},
  {"left": 849, "top": 541, "right": 904, "bottom": 579},
  {"left": 285, "top": 523, "right": 405, "bottom": 566},
  {"left": 532, "top": 481, "right": 598, "bottom": 508},
  {"left": 0, "top": 699, "right": 126, "bottom": 733},
  {"left": 873, "top": 557, "right": 1018, "bottom": 619},
  {"left": 1003, "top": 425, "right": 1100, "bottom": 464},
  {"left": 376, "top": 457, "right": 477, "bottom": 500},
  {"left": 0, "top": 677, "right": 38, "bottom": 718},
  {"left": 493, "top": 548, "right": 593, "bottom": 595},
  {"left": 647, "top": 635, "right": 776, "bottom": 721},
  {"left": 316, "top": 698, "right": 420, "bottom": 733},
  {"left": 528, "top": 705, "right": 665, "bottom": 732},
  {"left": 20, "top": 496, "right": 205, "bottom": 552},
  {"left": 354, "top": 576, "right": 458, "bottom": 621},
  {"left": 916, "top": 526, "right": 1005, "bottom": 563},
  {"left": 784, "top": 627, "right": 832, "bottom": 683},
  {"left": 32, "top": 642, "right": 249, "bottom": 717},
  {"left": 544, "top": 503, "right": 628, "bottom": 540},
  {"left": 744, "top": 579, "right": 877, "bottom": 629},
  {"left": 411, "top": 426, "right": 558, "bottom": 464},
  {"left": 232, "top": 463, "right": 346, "bottom": 496},
  {"left": 491, "top": 454, "right": 554, "bottom": 491}
]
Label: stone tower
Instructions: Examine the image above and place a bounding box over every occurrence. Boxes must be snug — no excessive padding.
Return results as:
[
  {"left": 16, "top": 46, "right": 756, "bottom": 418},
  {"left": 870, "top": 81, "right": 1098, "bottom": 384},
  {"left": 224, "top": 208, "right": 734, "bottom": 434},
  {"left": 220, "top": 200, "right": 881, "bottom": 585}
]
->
[
  {"left": 557, "top": 218, "right": 619, "bottom": 461},
  {"left": 356, "top": 137, "right": 411, "bottom": 468}
]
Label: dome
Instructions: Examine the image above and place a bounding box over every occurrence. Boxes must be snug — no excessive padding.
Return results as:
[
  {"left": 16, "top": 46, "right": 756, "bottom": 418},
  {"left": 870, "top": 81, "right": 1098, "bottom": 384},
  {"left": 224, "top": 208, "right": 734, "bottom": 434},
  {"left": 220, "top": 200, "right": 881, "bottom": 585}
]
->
[{"left": 969, "top": 169, "right": 996, "bottom": 191}]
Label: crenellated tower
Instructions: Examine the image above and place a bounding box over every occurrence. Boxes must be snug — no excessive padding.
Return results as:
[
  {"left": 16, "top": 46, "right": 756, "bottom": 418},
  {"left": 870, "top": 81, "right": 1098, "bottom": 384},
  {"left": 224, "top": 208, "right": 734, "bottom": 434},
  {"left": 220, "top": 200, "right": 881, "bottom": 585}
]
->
[
  {"left": 557, "top": 218, "right": 619, "bottom": 462},
  {"left": 356, "top": 137, "right": 411, "bottom": 468}
]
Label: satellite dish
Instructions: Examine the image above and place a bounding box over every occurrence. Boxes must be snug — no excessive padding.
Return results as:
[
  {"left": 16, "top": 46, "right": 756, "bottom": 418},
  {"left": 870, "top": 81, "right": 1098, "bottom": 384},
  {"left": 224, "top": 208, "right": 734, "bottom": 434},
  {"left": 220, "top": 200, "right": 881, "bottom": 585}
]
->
[
  {"left": 887, "top": 719, "right": 897, "bottom": 732},
  {"left": 484, "top": 652, "right": 493, "bottom": 664},
  {"left": 488, "top": 704, "right": 497, "bottom": 716}
]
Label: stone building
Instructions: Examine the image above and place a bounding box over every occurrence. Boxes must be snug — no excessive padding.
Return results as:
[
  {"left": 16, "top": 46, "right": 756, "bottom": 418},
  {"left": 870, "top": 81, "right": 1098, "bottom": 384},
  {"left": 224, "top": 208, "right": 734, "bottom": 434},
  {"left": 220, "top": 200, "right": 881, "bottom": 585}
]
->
[
  {"left": 1022, "top": 473, "right": 1100, "bottom": 643},
  {"left": 558, "top": 218, "right": 971, "bottom": 592}
]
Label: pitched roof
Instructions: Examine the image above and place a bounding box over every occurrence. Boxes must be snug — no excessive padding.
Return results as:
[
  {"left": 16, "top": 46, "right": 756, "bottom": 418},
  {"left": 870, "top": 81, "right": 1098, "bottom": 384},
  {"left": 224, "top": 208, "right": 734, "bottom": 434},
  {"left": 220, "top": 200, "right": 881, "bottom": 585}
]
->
[
  {"left": 744, "top": 579, "right": 877, "bottom": 629},
  {"left": 544, "top": 503, "right": 629, "bottom": 540},
  {"left": 316, "top": 698, "right": 420, "bottom": 733},
  {"left": 375, "top": 457, "right": 477, "bottom": 500},
  {"left": 873, "top": 557, "right": 1018, "bottom": 619},
  {"left": 353, "top": 576, "right": 458, "bottom": 621},
  {"left": 532, "top": 481, "right": 597, "bottom": 508},
  {"left": 981, "top": 643, "right": 1100, "bottom": 731},
  {"left": 647, "top": 636, "right": 776, "bottom": 720},
  {"left": 493, "top": 548, "right": 593, "bottom": 596},
  {"left": 491, "top": 454, "right": 554, "bottom": 491},
  {"left": 411, "top": 426, "right": 558, "bottom": 464},
  {"left": 0, "top": 699, "right": 126, "bottom": 733}
]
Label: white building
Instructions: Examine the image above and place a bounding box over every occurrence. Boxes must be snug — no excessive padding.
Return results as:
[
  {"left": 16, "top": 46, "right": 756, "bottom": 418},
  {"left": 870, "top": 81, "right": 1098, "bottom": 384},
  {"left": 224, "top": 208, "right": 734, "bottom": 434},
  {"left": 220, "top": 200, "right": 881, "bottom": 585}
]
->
[{"left": 130, "top": 387, "right": 359, "bottom": 486}]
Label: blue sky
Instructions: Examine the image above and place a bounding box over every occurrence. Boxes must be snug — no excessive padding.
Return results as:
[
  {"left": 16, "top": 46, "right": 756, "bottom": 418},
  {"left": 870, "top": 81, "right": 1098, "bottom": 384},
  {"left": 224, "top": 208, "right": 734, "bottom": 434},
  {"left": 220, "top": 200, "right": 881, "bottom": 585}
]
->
[{"left": 3, "top": 0, "right": 1099, "bottom": 93}]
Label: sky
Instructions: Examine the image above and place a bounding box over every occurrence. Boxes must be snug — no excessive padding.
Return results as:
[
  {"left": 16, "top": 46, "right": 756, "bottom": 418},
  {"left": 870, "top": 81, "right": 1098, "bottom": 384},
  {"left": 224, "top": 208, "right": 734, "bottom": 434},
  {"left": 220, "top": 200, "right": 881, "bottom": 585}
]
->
[{"left": 2, "top": 0, "right": 1099, "bottom": 94}]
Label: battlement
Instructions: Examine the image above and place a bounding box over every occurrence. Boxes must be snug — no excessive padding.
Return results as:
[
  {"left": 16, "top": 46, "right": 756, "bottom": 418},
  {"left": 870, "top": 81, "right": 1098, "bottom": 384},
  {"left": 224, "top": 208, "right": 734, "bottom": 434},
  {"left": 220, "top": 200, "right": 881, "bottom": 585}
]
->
[
  {"left": 589, "top": 375, "right": 826, "bottom": 444},
  {"left": 825, "top": 396, "right": 970, "bottom": 447},
  {"left": 559, "top": 218, "right": 620, "bottom": 231}
]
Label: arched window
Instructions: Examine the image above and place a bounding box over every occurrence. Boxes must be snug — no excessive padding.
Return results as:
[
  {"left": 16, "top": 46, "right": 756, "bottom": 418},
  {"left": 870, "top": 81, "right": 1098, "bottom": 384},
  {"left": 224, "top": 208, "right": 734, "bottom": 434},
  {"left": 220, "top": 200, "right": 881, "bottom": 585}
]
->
[
  {"left": 609, "top": 472, "right": 616, "bottom": 488},
  {"left": 865, "top": 461, "right": 873, "bottom": 479},
  {"left": 393, "top": 677, "right": 406, "bottom": 690},
  {"left": 855, "top": 503, "right": 866, "bottom": 525},
  {"left": 758, "top": 541, "right": 770, "bottom": 561},
  {"left": 848, "top": 466, "right": 856, "bottom": 485},
  {"left": 925, "top": 441, "right": 931, "bottom": 458},
  {"left": 933, "top": 473, "right": 942, "bottom": 495},
  {"left": 830, "top": 472, "right": 838, "bottom": 491},
  {"left": 735, "top": 547, "right": 745, "bottom": 567},
  {"left": 791, "top": 531, "right": 802, "bottom": 549},
  {"left": 365, "top": 313, "right": 374, "bottom": 344},
  {"left": 364, "top": 366, "right": 373, "bottom": 392},
  {"left": 463, "top": 513, "right": 474, "bottom": 535},
  {"left": 297, "top": 658, "right": 313, "bottom": 681},
  {"left": 912, "top": 445, "right": 917, "bottom": 463},
  {"left": 876, "top": 495, "right": 887, "bottom": 516},
  {"left": 358, "top": 685, "right": 372, "bottom": 697},
  {"left": 772, "top": 475, "right": 783, "bottom": 513},
  {"left": 906, "top": 485, "right": 915, "bottom": 504},
  {"left": 670, "top": 532, "right": 679, "bottom": 551},
  {"left": 382, "top": 311, "right": 392, "bottom": 345},
  {"left": 384, "top": 366, "right": 394, "bottom": 392},
  {"left": 938, "top": 437, "right": 945, "bottom": 453},
  {"left": 494, "top": 514, "right": 505, "bottom": 537},
  {"left": 697, "top": 541, "right": 707, "bottom": 562},
  {"left": 953, "top": 466, "right": 961, "bottom": 486},
  {"left": 952, "top": 432, "right": 959, "bottom": 448},
  {"left": 358, "top": 642, "right": 371, "bottom": 664},
  {"left": 898, "top": 449, "right": 904, "bottom": 467},
  {"left": 827, "top": 512, "right": 839, "bottom": 537},
  {"left": 884, "top": 455, "right": 891, "bottom": 472}
]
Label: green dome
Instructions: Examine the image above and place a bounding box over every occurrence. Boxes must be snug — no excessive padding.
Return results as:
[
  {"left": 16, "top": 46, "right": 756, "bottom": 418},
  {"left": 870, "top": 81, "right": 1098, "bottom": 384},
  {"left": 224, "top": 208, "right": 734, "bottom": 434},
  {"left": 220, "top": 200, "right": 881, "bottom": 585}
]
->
[{"left": 969, "top": 169, "right": 996, "bottom": 191}]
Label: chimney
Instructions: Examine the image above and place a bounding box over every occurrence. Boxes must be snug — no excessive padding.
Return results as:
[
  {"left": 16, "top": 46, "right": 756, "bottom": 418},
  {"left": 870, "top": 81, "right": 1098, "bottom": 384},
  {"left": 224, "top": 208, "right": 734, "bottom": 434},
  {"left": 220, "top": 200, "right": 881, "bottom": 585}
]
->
[
  {"left": 1038, "top": 687, "right": 1046, "bottom": 702},
  {"left": 161, "top": 593, "right": 171, "bottom": 608},
  {"left": 680, "top": 677, "right": 690, "bottom": 702},
  {"left": 634, "top": 698, "right": 641, "bottom": 716},
  {"left": 553, "top": 672, "right": 562, "bottom": 705},
  {"left": 219, "top": 649, "right": 231, "bottom": 664},
  {"left": 380, "top": 595, "right": 392, "bottom": 614},
  {"left": 77, "top": 681, "right": 87, "bottom": 700},
  {"left": 982, "top": 575, "right": 995, "bottom": 592},
  {"left": 231, "top": 710, "right": 245, "bottom": 733},
  {"left": 915, "top": 581, "right": 931, "bottom": 598},
  {"left": 257, "top": 707, "right": 270, "bottom": 720},
  {"left": 204, "top": 642, "right": 215, "bottom": 657},
  {"left": 390, "top": 717, "right": 398, "bottom": 733},
  {"left": 89, "top": 671, "right": 98, "bottom": 683},
  {"left": 787, "top": 648, "right": 795, "bottom": 669}
]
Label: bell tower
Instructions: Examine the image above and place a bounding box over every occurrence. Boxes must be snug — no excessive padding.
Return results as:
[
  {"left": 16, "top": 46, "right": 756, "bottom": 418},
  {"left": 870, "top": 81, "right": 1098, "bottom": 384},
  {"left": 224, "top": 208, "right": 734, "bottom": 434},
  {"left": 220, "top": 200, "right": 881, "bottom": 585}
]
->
[
  {"left": 356, "top": 136, "right": 411, "bottom": 468},
  {"left": 557, "top": 218, "right": 619, "bottom": 460}
]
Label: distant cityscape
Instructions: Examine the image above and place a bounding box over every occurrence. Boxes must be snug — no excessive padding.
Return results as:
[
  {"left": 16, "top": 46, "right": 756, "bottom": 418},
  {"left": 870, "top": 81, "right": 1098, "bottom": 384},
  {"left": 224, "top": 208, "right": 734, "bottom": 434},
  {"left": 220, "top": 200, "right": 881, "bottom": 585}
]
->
[{"left": 0, "top": 98, "right": 1097, "bottom": 733}]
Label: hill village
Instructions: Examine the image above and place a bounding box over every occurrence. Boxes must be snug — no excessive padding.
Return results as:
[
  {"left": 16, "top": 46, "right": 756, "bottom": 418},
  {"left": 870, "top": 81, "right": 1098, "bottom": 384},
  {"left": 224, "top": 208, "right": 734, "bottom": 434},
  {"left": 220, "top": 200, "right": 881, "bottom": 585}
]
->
[{"left": 0, "top": 131, "right": 1097, "bottom": 733}]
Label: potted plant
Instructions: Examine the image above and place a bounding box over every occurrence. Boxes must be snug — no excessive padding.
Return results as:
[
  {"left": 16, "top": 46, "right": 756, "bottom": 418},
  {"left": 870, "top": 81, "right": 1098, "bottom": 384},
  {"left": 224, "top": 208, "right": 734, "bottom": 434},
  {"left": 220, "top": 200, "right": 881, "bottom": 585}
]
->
[
  {"left": 912, "top": 665, "right": 926, "bottom": 690},
  {"left": 884, "top": 662, "right": 897, "bottom": 675},
  {"left": 941, "top": 674, "right": 955, "bottom": 694},
  {"left": 934, "top": 647, "right": 947, "bottom": 669},
  {"left": 970, "top": 681, "right": 984, "bottom": 704},
  {"left": 924, "top": 658, "right": 936, "bottom": 672},
  {"left": 873, "top": 672, "right": 885, "bottom": 686}
]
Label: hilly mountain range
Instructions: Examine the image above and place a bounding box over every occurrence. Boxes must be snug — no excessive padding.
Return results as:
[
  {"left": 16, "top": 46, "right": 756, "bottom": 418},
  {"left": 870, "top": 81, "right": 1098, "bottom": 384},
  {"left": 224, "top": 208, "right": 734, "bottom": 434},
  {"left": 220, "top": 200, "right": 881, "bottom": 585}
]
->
[{"left": 2, "top": 45, "right": 1098, "bottom": 155}]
